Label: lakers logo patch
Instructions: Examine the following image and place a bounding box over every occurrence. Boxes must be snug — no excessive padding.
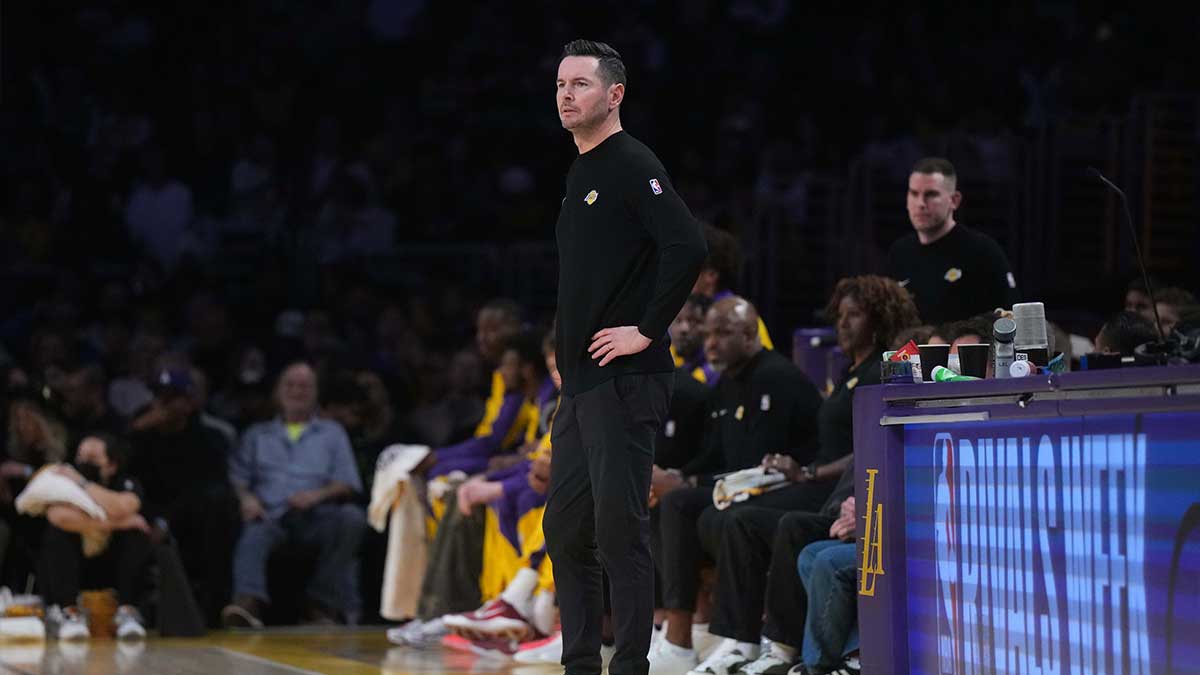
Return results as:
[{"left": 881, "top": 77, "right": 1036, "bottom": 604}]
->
[
  {"left": 944, "top": 268, "right": 963, "bottom": 283},
  {"left": 584, "top": 190, "right": 599, "bottom": 205}
]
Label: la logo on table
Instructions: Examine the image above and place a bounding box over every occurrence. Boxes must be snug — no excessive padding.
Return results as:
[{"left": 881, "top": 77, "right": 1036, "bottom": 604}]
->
[{"left": 859, "top": 468, "right": 886, "bottom": 596}]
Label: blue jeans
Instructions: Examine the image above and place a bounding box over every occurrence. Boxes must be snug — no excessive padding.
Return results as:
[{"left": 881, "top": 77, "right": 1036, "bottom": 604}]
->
[
  {"left": 797, "top": 540, "right": 859, "bottom": 670},
  {"left": 232, "top": 502, "right": 366, "bottom": 612}
]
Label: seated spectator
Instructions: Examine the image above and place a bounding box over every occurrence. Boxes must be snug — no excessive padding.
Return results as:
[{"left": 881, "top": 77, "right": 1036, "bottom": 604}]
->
[
  {"left": 58, "top": 365, "right": 127, "bottom": 447},
  {"left": 223, "top": 362, "right": 366, "bottom": 628},
  {"left": 1153, "top": 287, "right": 1198, "bottom": 336},
  {"left": 2, "top": 384, "right": 72, "bottom": 587},
  {"left": 657, "top": 300, "right": 715, "bottom": 472},
  {"left": 795, "top": 500, "right": 860, "bottom": 675},
  {"left": 693, "top": 225, "right": 774, "bottom": 349},
  {"left": 424, "top": 332, "right": 561, "bottom": 647},
  {"left": 648, "top": 297, "right": 823, "bottom": 674},
  {"left": 1094, "top": 311, "right": 1159, "bottom": 356},
  {"left": 890, "top": 324, "right": 936, "bottom": 350},
  {"left": 37, "top": 433, "right": 153, "bottom": 640},
  {"left": 4, "top": 384, "right": 70, "bottom": 478},
  {"left": 423, "top": 301, "right": 534, "bottom": 479},
  {"left": 671, "top": 294, "right": 719, "bottom": 386},
  {"left": 1123, "top": 276, "right": 1158, "bottom": 317},
  {"left": 691, "top": 275, "right": 916, "bottom": 675},
  {"left": 127, "top": 368, "right": 237, "bottom": 623}
]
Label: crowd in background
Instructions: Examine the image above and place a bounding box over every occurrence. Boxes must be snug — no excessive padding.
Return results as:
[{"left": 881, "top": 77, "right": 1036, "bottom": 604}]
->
[{"left": 1, "top": 2, "right": 1199, "bottom": 670}]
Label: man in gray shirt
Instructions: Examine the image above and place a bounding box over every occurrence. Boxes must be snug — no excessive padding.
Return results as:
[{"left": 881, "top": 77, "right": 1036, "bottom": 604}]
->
[{"left": 221, "top": 362, "right": 366, "bottom": 628}]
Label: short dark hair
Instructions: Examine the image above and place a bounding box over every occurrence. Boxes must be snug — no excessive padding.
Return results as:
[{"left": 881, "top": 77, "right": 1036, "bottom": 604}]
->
[
  {"left": 1156, "top": 286, "right": 1197, "bottom": 308},
  {"left": 939, "top": 314, "right": 994, "bottom": 344},
  {"left": 85, "top": 432, "right": 130, "bottom": 472},
  {"left": 482, "top": 298, "right": 523, "bottom": 325},
  {"left": 702, "top": 224, "right": 740, "bottom": 291},
  {"left": 505, "top": 331, "right": 549, "bottom": 377},
  {"left": 1097, "top": 311, "right": 1159, "bottom": 355},
  {"left": 684, "top": 293, "right": 714, "bottom": 316},
  {"left": 321, "top": 372, "right": 368, "bottom": 407},
  {"left": 912, "top": 157, "right": 957, "bottom": 180},
  {"left": 561, "top": 39, "right": 627, "bottom": 87}
]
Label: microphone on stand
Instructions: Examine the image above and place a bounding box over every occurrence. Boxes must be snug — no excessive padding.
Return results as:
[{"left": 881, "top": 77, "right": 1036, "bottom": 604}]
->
[{"left": 1087, "top": 167, "right": 1167, "bottom": 343}]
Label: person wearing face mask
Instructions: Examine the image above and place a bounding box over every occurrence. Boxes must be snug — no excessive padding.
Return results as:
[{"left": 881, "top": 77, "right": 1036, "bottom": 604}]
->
[{"left": 37, "top": 433, "right": 153, "bottom": 640}]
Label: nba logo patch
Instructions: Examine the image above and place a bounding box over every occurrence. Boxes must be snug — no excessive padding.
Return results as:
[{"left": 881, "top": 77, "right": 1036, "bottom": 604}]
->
[{"left": 649, "top": 178, "right": 663, "bottom": 195}]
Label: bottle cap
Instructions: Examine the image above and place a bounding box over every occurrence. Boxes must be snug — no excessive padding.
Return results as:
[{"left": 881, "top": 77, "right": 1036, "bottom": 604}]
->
[
  {"left": 1009, "top": 359, "right": 1032, "bottom": 377},
  {"left": 993, "top": 317, "right": 1017, "bottom": 343}
]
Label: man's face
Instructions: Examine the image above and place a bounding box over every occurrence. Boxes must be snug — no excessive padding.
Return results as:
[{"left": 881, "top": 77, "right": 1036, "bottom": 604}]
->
[
  {"left": 278, "top": 365, "right": 318, "bottom": 418},
  {"left": 1125, "top": 289, "right": 1152, "bottom": 315},
  {"left": 498, "top": 349, "right": 522, "bottom": 391},
  {"left": 1157, "top": 302, "right": 1181, "bottom": 335},
  {"left": 835, "top": 295, "right": 873, "bottom": 357},
  {"left": 704, "top": 309, "right": 755, "bottom": 372},
  {"left": 907, "top": 172, "right": 960, "bottom": 234},
  {"left": 557, "top": 56, "right": 616, "bottom": 131},
  {"left": 476, "top": 309, "right": 517, "bottom": 365},
  {"left": 670, "top": 303, "right": 707, "bottom": 361}
]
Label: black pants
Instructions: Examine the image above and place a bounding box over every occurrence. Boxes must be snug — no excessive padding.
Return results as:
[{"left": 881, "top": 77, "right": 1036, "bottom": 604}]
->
[
  {"left": 660, "top": 481, "right": 832, "bottom": 613},
  {"left": 710, "top": 508, "right": 835, "bottom": 647},
  {"left": 39, "top": 525, "right": 154, "bottom": 608},
  {"left": 544, "top": 373, "right": 672, "bottom": 675}
]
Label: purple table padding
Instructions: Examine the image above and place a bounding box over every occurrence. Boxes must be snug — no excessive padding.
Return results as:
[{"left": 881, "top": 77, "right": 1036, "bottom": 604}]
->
[{"left": 852, "top": 364, "right": 1200, "bottom": 675}]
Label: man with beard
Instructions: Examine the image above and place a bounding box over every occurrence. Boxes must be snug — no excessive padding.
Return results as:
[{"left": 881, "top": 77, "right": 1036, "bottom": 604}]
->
[{"left": 545, "top": 38, "right": 707, "bottom": 675}]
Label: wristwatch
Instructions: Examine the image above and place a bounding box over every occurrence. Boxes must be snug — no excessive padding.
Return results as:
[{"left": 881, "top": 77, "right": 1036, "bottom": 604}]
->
[{"left": 800, "top": 463, "right": 818, "bottom": 481}]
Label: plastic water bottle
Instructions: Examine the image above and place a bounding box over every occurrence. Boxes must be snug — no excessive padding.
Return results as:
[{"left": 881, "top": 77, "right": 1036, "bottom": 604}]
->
[{"left": 993, "top": 318, "right": 1016, "bottom": 379}]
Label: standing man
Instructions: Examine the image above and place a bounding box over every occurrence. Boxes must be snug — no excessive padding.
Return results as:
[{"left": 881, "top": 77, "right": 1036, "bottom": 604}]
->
[
  {"left": 544, "top": 39, "right": 707, "bottom": 675},
  {"left": 886, "top": 157, "right": 1020, "bottom": 324}
]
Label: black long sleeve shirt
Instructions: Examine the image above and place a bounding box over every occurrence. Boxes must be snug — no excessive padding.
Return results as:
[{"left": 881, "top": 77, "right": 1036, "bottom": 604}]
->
[
  {"left": 555, "top": 131, "right": 707, "bottom": 396},
  {"left": 682, "top": 350, "right": 823, "bottom": 483}
]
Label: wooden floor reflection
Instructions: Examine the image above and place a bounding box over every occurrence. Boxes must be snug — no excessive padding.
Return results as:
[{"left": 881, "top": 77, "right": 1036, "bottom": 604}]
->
[{"left": 0, "top": 627, "right": 564, "bottom": 675}]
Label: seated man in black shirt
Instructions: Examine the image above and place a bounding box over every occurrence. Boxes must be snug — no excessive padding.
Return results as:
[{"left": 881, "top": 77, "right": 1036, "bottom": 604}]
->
[
  {"left": 697, "top": 275, "right": 918, "bottom": 675},
  {"left": 649, "top": 297, "right": 823, "bottom": 674},
  {"left": 38, "top": 433, "right": 153, "bottom": 640},
  {"left": 887, "top": 157, "right": 1019, "bottom": 325},
  {"left": 128, "top": 369, "right": 239, "bottom": 624}
]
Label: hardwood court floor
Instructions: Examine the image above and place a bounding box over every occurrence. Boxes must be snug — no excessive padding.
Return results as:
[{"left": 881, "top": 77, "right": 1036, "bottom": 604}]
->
[{"left": 0, "top": 627, "right": 561, "bottom": 675}]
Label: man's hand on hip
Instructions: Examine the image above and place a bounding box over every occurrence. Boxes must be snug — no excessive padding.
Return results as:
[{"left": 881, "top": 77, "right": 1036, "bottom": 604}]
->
[{"left": 589, "top": 326, "right": 652, "bottom": 367}]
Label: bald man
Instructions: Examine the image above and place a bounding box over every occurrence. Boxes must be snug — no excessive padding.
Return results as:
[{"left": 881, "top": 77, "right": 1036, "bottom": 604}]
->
[
  {"left": 223, "top": 362, "right": 366, "bottom": 629},
  {"left": 647, "top": 298, "right": 823, "bottom": 674}
]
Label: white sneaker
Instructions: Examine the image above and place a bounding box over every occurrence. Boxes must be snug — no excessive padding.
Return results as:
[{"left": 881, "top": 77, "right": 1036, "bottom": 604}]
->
[
  {"left": 692, "top": 624, "right": 722, "bottom": 661},
  {"left": 601, "top": 644, "right": 616, "bottom": 668},
  {"left": 513, "top": 632, "right": 563, "bottom": 664},
  {"left": 54, "top": 606, "right": 91, "bottom": 640},
  {"left": 511, "top": 632, "right": 615, "bottom": 670},
  {"left": 648, "top": 638, "right": 697, "bottom": 675},
  {"left": 688, "top": 640, "right": 759, "bottom": 675},
  {"left": 386, "top": 617, "right": 447, "bottom": 646},
  {"left": 115, "top": 605, "right": 147, "bottom": 640},
  {"left": 738, "top": 651, "right": 796, "bottom": 675}
]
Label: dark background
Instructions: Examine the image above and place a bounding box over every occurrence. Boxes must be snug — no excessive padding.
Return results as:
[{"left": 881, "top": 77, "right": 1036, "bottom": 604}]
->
[{"left": 2, "top": 1, "right": 1197, "bottom": 387}]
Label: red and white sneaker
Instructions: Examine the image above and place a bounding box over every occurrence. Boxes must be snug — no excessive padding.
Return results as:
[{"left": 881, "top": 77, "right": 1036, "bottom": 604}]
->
[
  {"left": 443, "top": 598, "right": 536, "bottom": 642},
  {"left": 443, "top": 633, "right": 520, "bottom": 659}
]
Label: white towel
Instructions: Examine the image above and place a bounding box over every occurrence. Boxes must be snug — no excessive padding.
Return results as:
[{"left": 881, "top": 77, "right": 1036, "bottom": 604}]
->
[
  {"left": 369, "top": 444, "right": 431, "bottom": 621},
  {"left": 712, "top": 467, "right": 790, "bottom": 510},
  {"left": 14, "top": 467, "right": 110, "bottom": 557}
]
